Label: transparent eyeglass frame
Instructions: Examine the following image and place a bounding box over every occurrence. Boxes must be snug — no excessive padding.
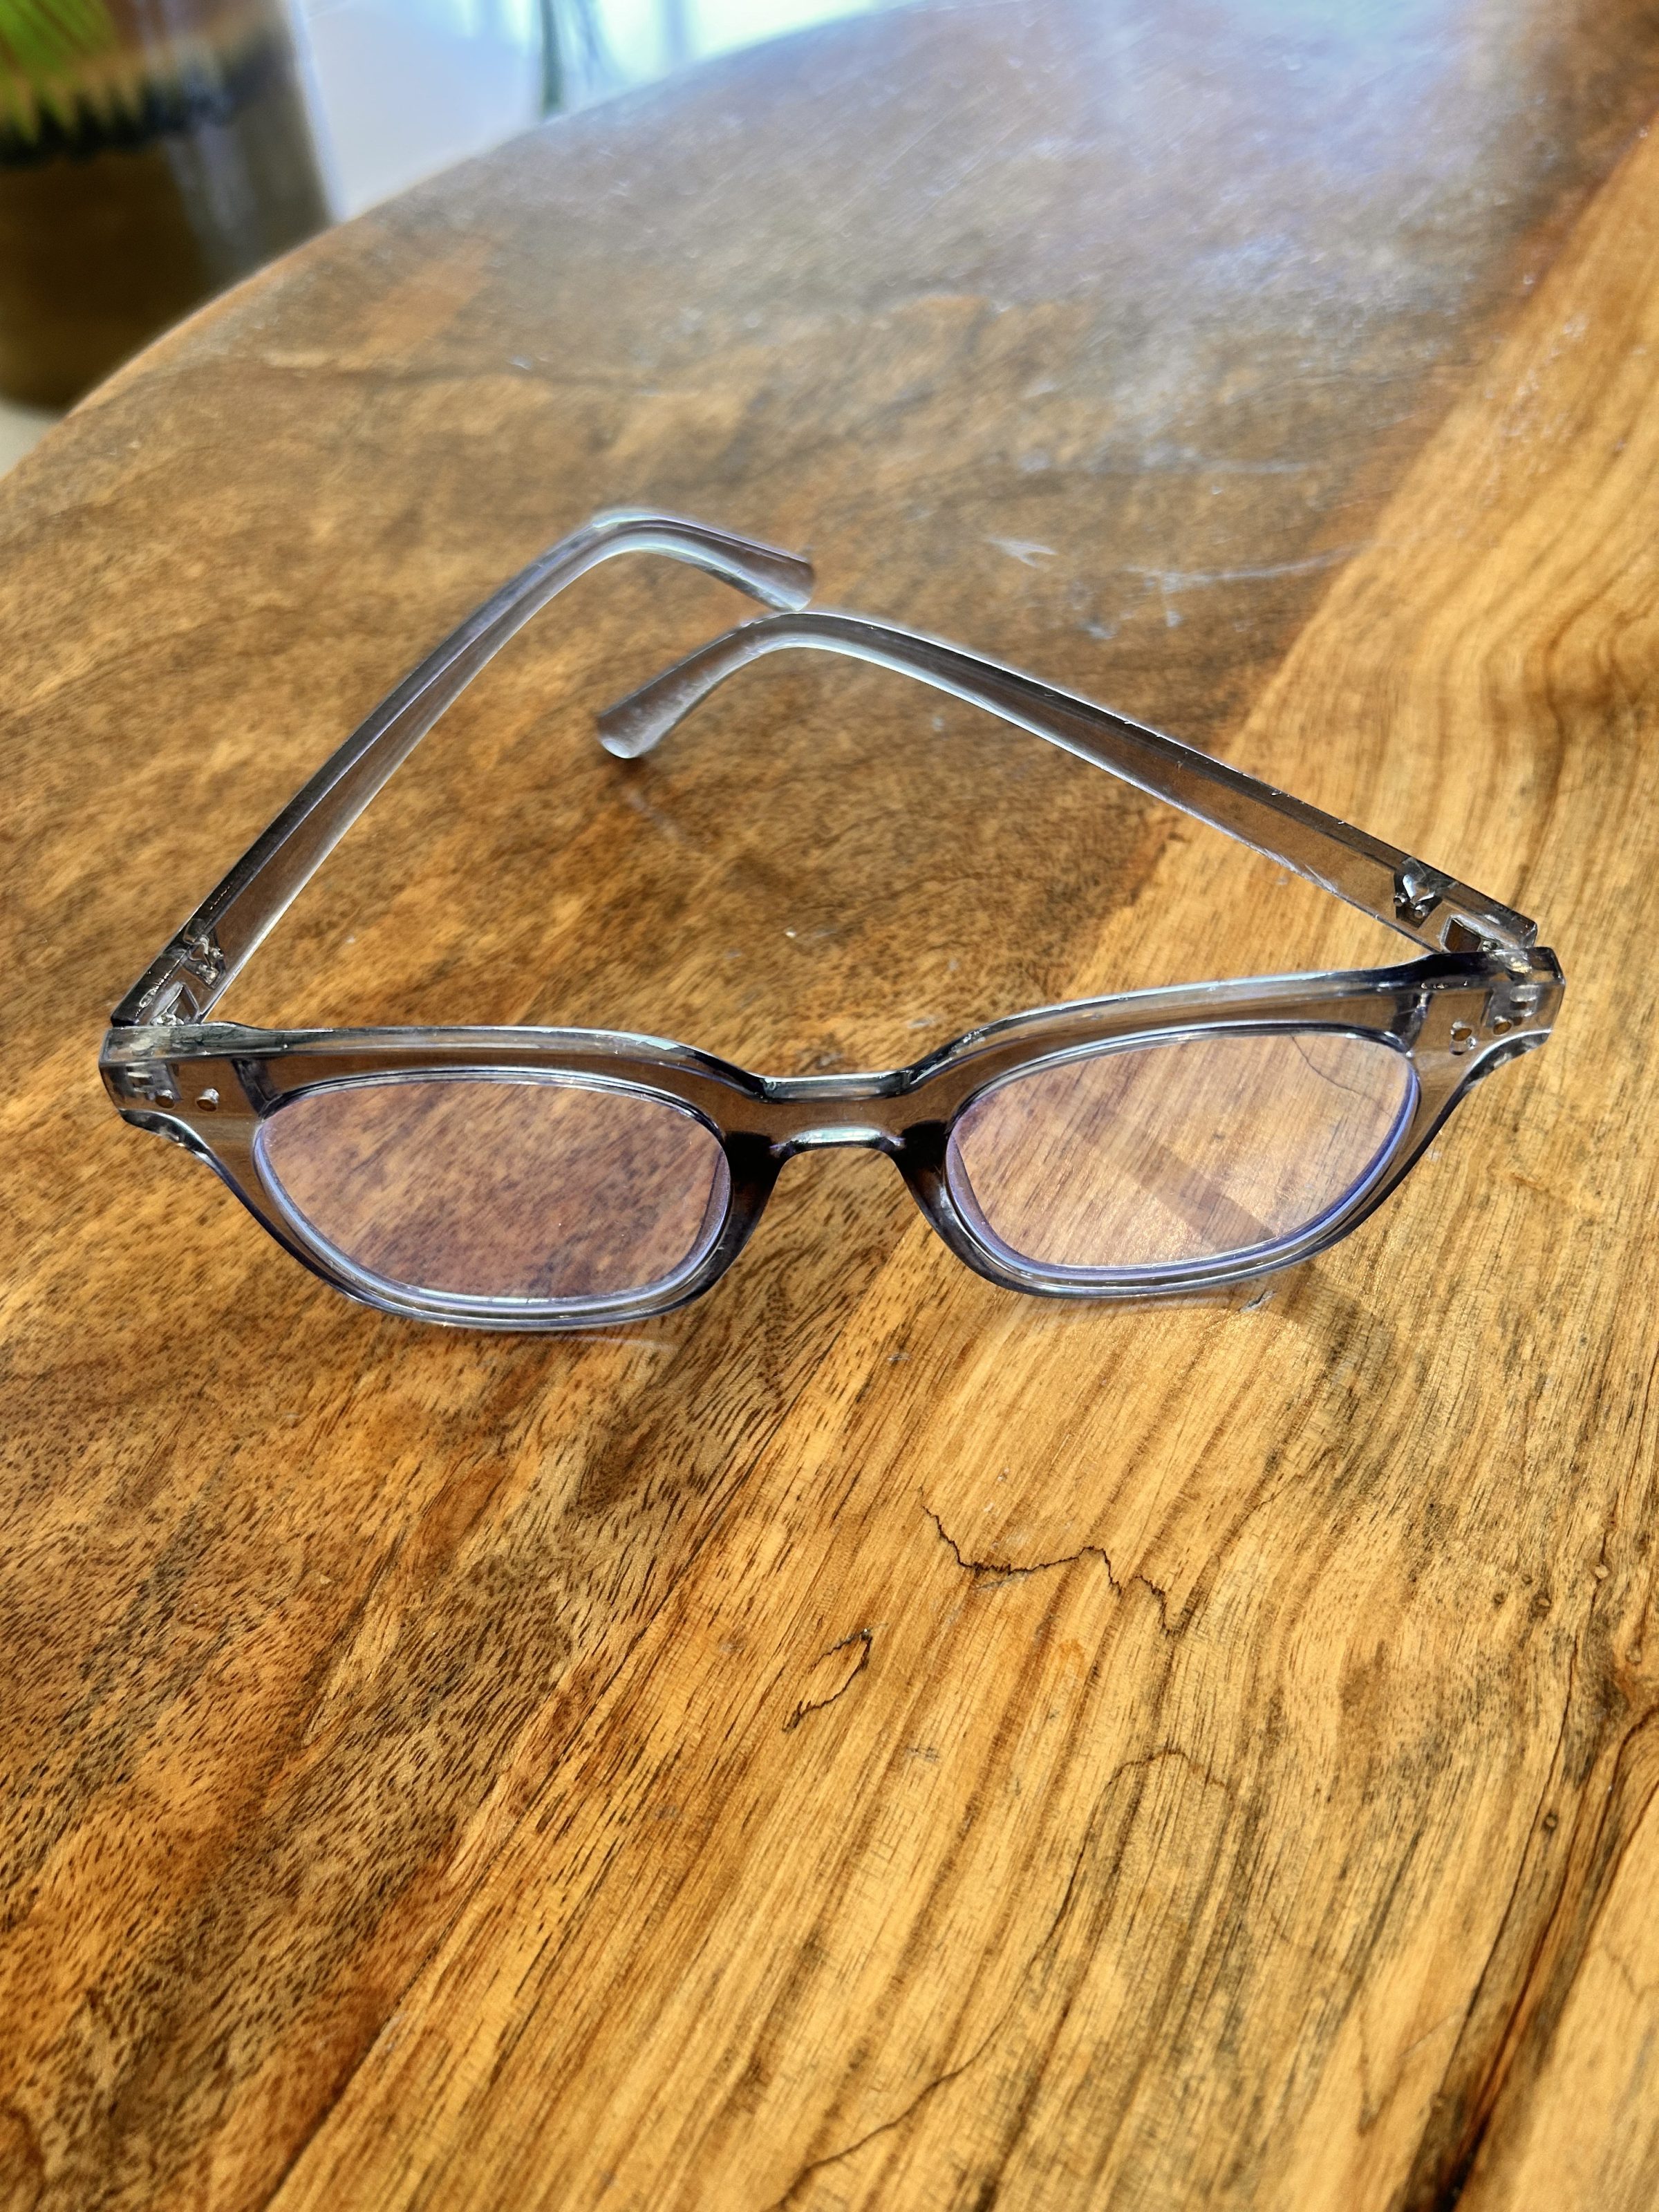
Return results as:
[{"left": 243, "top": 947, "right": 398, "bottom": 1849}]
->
[{"left": 100, "top": 511, "right": 1564, "bottom": 1329}]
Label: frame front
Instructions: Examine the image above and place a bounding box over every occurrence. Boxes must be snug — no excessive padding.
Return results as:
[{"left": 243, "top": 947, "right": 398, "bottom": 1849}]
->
[{"left": 101, "top": 947, "right": 1562, "bottom": 1328}]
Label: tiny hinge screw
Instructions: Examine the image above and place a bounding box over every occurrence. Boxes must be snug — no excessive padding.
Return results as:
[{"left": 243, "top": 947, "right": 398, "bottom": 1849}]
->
[
  {"left": 177, "top": 928, "right": 227, "bottom": 991},
  {"left": 1394, "top": 863, "right": 1454, "bottom": 926}
]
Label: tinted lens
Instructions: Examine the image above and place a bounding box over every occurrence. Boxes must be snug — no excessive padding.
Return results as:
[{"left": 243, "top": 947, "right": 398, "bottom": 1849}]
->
[
  {"left": 256, "top": 1076, "right": 729, "bottom": 1306},
  {"left": 946, "top": 1029, "right": 1414, "bottom": 1277}
]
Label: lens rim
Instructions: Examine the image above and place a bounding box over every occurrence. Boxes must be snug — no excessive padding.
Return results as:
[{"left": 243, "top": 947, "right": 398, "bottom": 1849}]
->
[
  {"left": 252, "top": 1067, "right": 742, "bottom": 1327},
  {"left": 940, "top": 1023, "right": 1420, "bottom": 1286}
]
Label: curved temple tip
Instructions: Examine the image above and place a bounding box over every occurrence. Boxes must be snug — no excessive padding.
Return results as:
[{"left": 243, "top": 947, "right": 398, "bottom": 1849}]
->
[
  {"left": 738, "top": 546, "right": 814, "bottom": 613},
  {"left": 589, "top": 507, "right": 814, "bottom": 613},
  {"left": 755, "top": 571, "right": 815, "bottom": 614},
  {"left": 595, "top": 682, "right": 677, "bottom": 758},
  {"left": 594, "top": 619, "right": 769, "bottom": 758}
]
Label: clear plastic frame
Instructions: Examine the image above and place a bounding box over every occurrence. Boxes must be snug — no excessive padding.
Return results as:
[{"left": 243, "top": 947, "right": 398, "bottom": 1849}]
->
[{"left": 101, "top": 511, "right": 1564, "bottom": 1330}]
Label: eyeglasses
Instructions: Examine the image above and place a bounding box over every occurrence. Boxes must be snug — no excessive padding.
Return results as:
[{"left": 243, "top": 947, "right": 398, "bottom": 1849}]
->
[{"left": 102, "top": 510, "right": 1562, "bottom": 1330}]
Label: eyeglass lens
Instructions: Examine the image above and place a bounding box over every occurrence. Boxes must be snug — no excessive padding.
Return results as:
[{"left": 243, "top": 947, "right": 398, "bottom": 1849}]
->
[
  {"left": 945, "top": 1029, "right": 1416, "bottom": 1277},
  {"left": 256, "top": 1076, "right": 730, "bottom": 1306}
]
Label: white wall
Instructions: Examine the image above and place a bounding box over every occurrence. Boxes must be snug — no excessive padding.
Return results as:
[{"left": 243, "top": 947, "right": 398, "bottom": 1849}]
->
[{"left": 298, "top": 0, "right": 897, "bottom": 215}]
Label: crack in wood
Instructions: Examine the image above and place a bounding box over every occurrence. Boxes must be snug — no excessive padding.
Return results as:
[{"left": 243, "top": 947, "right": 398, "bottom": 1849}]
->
[
  {"left": 783, "top": 1629, "right": 874, "bottom": 1733},
  {"left": 1403, "top": 1651, "right": 1659, "bottom": 2210},
  {"left": 924, "top": 1504, "right": 1174, "bottom": 1629},
  {"left": 762, "top": 1740, "right": 1227, "bottom": 2207},
  {"left": 760, "top": 1798, "right": 1105, "bottom": 2210}
]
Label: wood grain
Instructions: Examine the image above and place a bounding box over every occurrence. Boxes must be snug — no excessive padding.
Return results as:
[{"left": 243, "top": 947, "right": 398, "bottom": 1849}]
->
[{"left": 3, "top": 3, "right": 1658, "bottom": 2206}]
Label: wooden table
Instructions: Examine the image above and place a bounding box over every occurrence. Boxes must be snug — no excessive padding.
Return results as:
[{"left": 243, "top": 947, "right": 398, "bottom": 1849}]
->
[{"left": 5, "top": 4, "right": 1658, "bottom": 2205}]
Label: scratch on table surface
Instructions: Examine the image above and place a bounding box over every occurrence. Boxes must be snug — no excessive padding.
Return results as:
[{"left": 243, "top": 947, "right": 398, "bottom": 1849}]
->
[
  {"left": 1125, "top": 543, "right": 1367, "bottom": 593},
  {"left": 986, "top": 536, "right": 1058, "bottom": 565}
]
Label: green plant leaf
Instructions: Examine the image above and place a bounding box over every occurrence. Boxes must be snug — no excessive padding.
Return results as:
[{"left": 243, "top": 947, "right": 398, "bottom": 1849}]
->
[
  {"left": 0, "top": 0, "right": 120, "bottom": 143},
  {"left": 0, "top": 0, "right": 118, "bottom": 85}
]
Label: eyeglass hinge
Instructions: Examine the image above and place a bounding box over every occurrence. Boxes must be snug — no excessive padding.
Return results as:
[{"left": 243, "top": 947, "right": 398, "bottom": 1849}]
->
[
  {"left": 131, "top": 928, "right": 227, "bottom": 1025},
  {"left": 174, "top": 926, "right": 228, "bottom": 999},
  {"left": 1483, "top": 974, "right": 1548, "bottom": 1035},
  {"left": 109, "top": 1060, "right": 181, "bottom": 1105},
  {"left": 1394, "top": 863, "right": 1453, "bottom": 927}
]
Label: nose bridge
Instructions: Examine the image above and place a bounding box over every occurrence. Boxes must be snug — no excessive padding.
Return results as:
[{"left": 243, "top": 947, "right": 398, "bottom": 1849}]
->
[
  {"left": 778, "top": 1121, "right": 899, "bottom": 1157},
  {"left": 760, "top": 1070, "right": 908, "bottom": 1156}
]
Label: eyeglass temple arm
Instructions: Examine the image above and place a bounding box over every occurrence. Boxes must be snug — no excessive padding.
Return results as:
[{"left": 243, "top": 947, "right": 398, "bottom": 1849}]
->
[
  {"left": 595, "top": 611, "right": 1537, "bottom": 959},
  {"left": 111, "top": 512, "right": 814, "bottom": 1027}
]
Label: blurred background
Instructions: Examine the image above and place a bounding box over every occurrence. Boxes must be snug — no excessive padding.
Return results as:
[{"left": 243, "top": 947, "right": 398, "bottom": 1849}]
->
[{"left": 0, "top": 0, "right": 897, "bottom": 466}]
